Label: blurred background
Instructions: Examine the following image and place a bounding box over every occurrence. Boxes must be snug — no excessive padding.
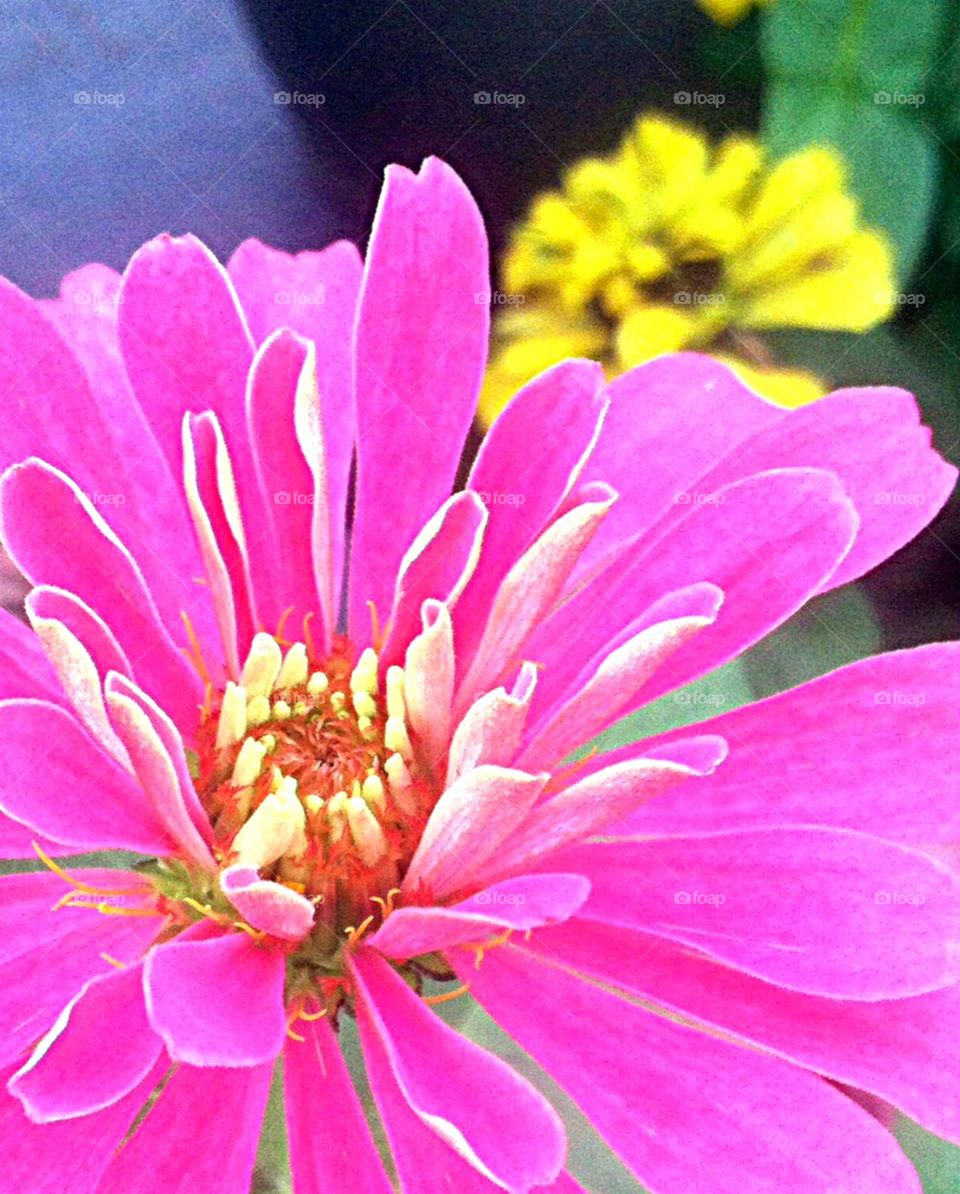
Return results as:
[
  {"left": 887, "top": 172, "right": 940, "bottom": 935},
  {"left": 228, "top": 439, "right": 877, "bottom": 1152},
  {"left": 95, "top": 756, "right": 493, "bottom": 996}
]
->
[{"left": 2, "top": 1, "right": 959, "bottom": 1189}]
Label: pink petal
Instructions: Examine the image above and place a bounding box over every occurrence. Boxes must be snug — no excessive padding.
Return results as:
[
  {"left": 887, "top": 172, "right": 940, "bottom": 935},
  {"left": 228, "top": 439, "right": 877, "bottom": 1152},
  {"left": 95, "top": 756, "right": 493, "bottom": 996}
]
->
[
  {"left": 350, "top": 158, "right": 489, "bottom": 637},
  {"left": 526, "top": 467, "right": 858, "bottom": 714},
  {"left": 355, "top": 988, "right": 502, "bottom": 1194},
  {"left": 0, "top": 698, "right": 175, "bottom": 855},
  {"left": 455, "top": 359, "right": 608, "bottom": 663},
  {"left": 182, "top": 411, "right": 256, "bottom": 676},
  {"left": 402, "top": 766, "right": 547, "bottom": 901},
  {"left": 447, "top": 661, "right": 538, "bottom": 785},
  {"left": 404, "top": 599, "right": 456, "bottom": 766},
  {"left": 0, "top": 605, "right": 62, "bottom": 704},
  {"left": 229, "top": 238, "right": 362, "bottom": 612},
  {"left": 352, "top": 948, "right": 566, "bottom": 1189},
  {"left": 9, "top": 960, "right": 162, "bottom": 1122},
  {"left": 26, "top": 587, "right": 133, "bottom": 765},
  {"left": 457, "top": 489, "right": 616, "bottom": 712},
  {"left": 565, "top": 828, "right": 960, "bottom": 998},
  {"left": 380, "top": 491, "right": 488, "bottom": 668},
  {"left": 624, "top": 641, "right": 960, "bottom": 842},
  {"left": 284, "top": 1017, "right": 393, "bottom": 1194},
  {"left": 0, "top": 911, "right": 163, "bottom": 1070},
  {"left": 220, "top": 865, "right": 315, "bottom": 941},
  {"left": 518, "top": 603, "right": 721, "bottom": 772},
  {"left": 685, "top": 385, "right": 957, "bottom": 592},
  {"left": 455, "top": 941, "right": 921, "bottom": 1194},
  {"left": 118, "top": 234, "right": 255, "bottom": 479},
  {"left": 144, "top": 932, "right": 286, "bottom": 1065},
  {"left": 104, "top": 674, "right": 214, "bottom": 868},
  {"left": 578, "top": 353, "right": 782, "bottom": 568},
  {"left": 367, "top": 873, "right": 590, "bottom": 959},
  {"left": 475, "top": 745, "right": 726, "bottom": 888},
  {"left": 0, "top": 274, "right": 207, "bottom": 641},
  {"left": 0, "top": 1057, "right": 166, "bottom": 1194},
  {"left": 0, "top": 459, "right": 203, "bottom": 730},
  {"left": 245, "top": 331, "right": 333, "bottom": 644},
  {"left": 521, "top": 580, "right": 723, "bottom": 747},
  {"left": 96, "top": 1060, "right": 272, "bottom": 1194},
  {"left": 535, "top": 916, "right": 960, "bottom": 1147},
  {"left": 0, "top": 868, "right": 153, "bottom": 967}
]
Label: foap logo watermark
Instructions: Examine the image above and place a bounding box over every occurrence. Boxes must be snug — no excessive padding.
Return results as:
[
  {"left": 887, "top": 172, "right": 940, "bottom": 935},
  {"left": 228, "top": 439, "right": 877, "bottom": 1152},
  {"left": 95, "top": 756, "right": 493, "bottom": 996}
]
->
[
  {"left": 474, "top": 490, "right": 526, "bottom": 508},
  {"left": 877, "top": 289, "right": 925, "bottom": 307},
  {"left": 475, "top": 290, "right": 525, "bottom": 307},
  {"left": 674, "top": 90, "right": 725, "bottom": 107},
  {"left": 274, "top": 91, "right": 325, "bottom": 107},
  {"left": 674, "top": 290, "right": 725, "bottom": 307},
  {"left": 273, "top": 491, "right": 315, "bottom": 506},
  {"left": 66, "top": 892, "right": 128, "bottom": 907},
  {"left": 674, "top": 891, "right": 726, "bottom": 906},
  {"left": 874, "top": 90, "right": 925, "bottom": 107},
  {"left": 672, "top": 691, "right": 727, "bottom": 708},
  {"left": 72, "top": 290, "right": 123, "bottom": 315},
  {"left": 673, "top": 490, "right": 726, "bottom": 507},
  {"left": 875, "top": 890, "right": 926, "bottom": 906},
  {"left": 873, "top": 491, "right": 926, "bottom": 507},
  {"left": 474, "top": 90, "right": 526, "bottom": 107},
  {"left": 77, "top": 491, "right": 126, "bottom": 507},
  {"left": 874, "top": 691, "right": 926, "bottom": 707},
  {"left": 74, "top": 90, "right": 125, "bottom": 107},
  {"left": 275, "top": 289, "right": 326, "bottom": 307},
  {"left": 472, "top": 889, "right": 526, "bottom": 906}
]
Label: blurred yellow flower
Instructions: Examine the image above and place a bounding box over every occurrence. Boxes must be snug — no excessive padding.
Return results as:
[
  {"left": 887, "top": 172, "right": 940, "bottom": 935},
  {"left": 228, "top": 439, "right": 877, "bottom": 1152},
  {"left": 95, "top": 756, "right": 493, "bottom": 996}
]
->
[
  {"left": 480, "top": 114, "right": 895, "bottom": 424},
  {"left": 696, "top": 0, "right": 772, "bottom": 26}
]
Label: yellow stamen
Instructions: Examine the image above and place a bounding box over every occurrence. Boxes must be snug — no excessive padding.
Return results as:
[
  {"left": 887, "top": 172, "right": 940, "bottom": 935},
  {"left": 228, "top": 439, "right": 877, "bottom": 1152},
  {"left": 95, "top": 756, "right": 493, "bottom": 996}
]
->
[
  {"left": 385, "top": 666, "right": 406, "bottom": 720},
  {"left": 246, "top": 694, "right": 271, "bottom": 726},
  {"left": 384, "top": 716, "right": 412, "bottom": 759},
  {"left": 424, "top": 983, "right": 470, "bottom": 1006},
  {"left": 350, "top": 647, "right": 379, "bottom": 696},
  {"left": 180, "top": 610, "right": 212, "bottom": 686}
]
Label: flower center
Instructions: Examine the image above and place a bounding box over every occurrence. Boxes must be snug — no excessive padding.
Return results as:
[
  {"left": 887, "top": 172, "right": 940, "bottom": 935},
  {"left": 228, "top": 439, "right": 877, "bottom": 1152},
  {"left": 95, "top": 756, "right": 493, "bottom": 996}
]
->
[{"left": 187, "top": 632, "right": 438, "bottom": 942}]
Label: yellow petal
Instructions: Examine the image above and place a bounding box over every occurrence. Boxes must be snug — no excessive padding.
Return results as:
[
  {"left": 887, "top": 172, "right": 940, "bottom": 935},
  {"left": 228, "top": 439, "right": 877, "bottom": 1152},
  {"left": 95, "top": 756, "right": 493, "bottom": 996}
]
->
[
  {"left": 715, "top": 355, "right": 826, "bottom": 408},
  {"left": 737, "top": 230, "right": 896, "bottom": 331},
  {"left": 614, "top": 305, "right": 699, "bottom": 367},
  {"left": 743, "top": 147, "right": 846, "bottom": 245}
]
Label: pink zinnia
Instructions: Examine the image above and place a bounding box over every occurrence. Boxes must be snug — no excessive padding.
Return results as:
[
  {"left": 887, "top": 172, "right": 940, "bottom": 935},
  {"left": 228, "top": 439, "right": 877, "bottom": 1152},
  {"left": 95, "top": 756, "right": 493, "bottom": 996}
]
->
[{"left": 0, "top": 158, "right": 958, "bottom": 1194}]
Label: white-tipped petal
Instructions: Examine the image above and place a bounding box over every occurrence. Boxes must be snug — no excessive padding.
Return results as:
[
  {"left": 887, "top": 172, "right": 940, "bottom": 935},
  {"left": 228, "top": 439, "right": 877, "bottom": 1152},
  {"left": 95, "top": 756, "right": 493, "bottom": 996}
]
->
[
  {"left": 276, "top": 642, "right": 309, "bottom": 691},
  {"left": 232, "top": 736, "right": 267, "bottom": 787},
  {"left": 231, "top": 777, "right": 306, "bottom": 869},
  {"left": 346, "top": 795, "right": 388, "bottom": 866},
  {"left": 216, "top": 682, "right": 248, "bottom": 750},
  {"left": 240, "top": 632, "right": 283, "bottom": 699}
]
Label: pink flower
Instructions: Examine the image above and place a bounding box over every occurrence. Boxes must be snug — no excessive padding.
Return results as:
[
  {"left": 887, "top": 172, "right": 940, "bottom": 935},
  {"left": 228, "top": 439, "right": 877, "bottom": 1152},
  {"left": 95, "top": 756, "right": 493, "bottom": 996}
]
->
[{"left": 0, "top": 157, "right": 958, "bottom": 1193}]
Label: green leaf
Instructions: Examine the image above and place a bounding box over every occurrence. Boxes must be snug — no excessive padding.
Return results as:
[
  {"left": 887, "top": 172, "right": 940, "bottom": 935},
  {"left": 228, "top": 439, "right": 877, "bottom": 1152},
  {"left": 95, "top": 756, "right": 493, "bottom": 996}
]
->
[
  {"left": 742, "top": 585, "right": 882, "bottom": 700},
  {"left": 589, "top": 656, "right": 755, "bottom": 754},
  {"left": 896, "top": 1115, "right": 960, "bottom": 1193},
  {"left": 761, "top": 0, "right": 947, "bottom": 277}
]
